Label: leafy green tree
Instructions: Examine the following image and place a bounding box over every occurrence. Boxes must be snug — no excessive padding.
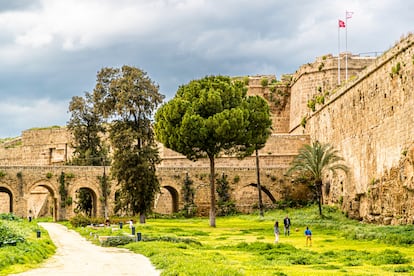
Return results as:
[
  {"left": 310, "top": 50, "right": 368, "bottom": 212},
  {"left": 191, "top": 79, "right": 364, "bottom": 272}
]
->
[
  {"left": 216, "top": 173, "right": 236, "bottom": 216},
  {"left": 155, "top": 75, "right": 265, "bottom": 227},
  {"left": 58, "top": 172, "right": 68, "bottom": 208},
  {"left": 98, "top": 166, "right": 110, "bottom": 219},
  {"left": 287, "top": 141, "right": 349, "bottom": 216},
  {"left": 68, "top": 92, "right": 110, "bottom": 218},
  {"left": 67, "top": 93, "right": 108, "bottom": 166},
  {"left": 237, "top": 96, "right": 272, "bottom": 217},
  {"left": 75, "top": 188, "right": 93, "bottom": 217},
  {"left": 93, "top": 65, "right": 164, "bottom": 223},
  {"left": 182, "top": 172, "right": 196, "bottom": 217}
]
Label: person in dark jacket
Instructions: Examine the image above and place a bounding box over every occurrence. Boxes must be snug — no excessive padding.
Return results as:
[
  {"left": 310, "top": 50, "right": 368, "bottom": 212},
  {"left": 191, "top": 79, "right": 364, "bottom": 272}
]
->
[{"left": 283, "top": 215, "right": 291, "bottom": 236}]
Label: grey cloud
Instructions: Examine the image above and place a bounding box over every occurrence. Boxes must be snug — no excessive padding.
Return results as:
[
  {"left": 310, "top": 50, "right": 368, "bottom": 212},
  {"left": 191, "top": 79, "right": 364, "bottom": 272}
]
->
[
  {"left": 0, "top": 0, "right": 413, "bottom": 137},
  {"left": 0, "top": 0, "right": 40, "bottom": 12}
]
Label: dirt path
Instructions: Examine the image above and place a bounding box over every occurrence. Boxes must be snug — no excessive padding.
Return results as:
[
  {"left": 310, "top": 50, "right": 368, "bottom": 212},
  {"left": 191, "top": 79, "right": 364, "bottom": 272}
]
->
[{"left": 14, "top": 223, "right": 160, "bottom": 276}]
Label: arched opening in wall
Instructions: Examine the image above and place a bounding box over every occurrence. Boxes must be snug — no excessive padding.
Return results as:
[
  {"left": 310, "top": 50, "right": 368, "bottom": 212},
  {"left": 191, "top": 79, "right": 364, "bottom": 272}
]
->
[
  {"left": 154, "top": 186, "right": 179, "bottom": 214},
  {"left": 0, "top": 187, "right": 13, "bottom": 213},
  {"left": 28, "top": 185, "right": 57, "bottom": 221},
  {"left": 236, "top": 184, "right": 276, "bottom": 213},
  {"left": 74, "top": 188, "right": 97, "bottom": 217}
]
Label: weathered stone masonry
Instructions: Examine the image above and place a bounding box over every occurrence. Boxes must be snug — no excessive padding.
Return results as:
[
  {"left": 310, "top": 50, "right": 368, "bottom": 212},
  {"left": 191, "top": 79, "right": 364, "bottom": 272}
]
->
[{"left": 303, "top": 34, "right": 414, "bottom": 224}]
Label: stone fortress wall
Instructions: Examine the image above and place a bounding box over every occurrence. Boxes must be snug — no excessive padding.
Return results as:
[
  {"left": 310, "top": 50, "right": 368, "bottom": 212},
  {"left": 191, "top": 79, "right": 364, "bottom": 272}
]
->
[
  {"left": 1, "top": 33, "right": 413, "bottom": 224},
  {"left": 0, "top": 128, "right": 73, "bottom": 166},
  {"left": 303, "top": 34, "right": 414, "bottom": 224}
]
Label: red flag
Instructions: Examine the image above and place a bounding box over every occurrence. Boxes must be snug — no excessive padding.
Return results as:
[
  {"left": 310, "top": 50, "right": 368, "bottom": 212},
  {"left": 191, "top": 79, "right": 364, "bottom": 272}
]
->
[{"left": 338, "top": 19, "right": 345, "bottom": 28}]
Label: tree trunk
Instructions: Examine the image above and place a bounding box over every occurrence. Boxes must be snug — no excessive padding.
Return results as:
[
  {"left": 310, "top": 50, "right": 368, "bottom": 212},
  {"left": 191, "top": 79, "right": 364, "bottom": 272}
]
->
[
  {"left": 139, "top": 213, "right": 146, "bottom": 224},
  {"left": 255, "top": 149, "right": 264, "bottom": 217},
  {"left": 209, "top": 154, "right": 216, "bottom": 227},
  {"left": 102, "top": 159, "right": 109, "bottom": 219},
  {"left": 316, "top": 180, "right": 323, "bottom": 216}
]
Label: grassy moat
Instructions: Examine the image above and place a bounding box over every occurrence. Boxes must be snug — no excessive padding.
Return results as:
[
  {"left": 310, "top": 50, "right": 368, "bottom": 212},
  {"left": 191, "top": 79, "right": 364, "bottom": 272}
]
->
[
  {"left": 72, "top": 205, "right": 414, "bottom": 275},
  {"left": 1, "top": 206, "right": 413, "bottom": 275}
]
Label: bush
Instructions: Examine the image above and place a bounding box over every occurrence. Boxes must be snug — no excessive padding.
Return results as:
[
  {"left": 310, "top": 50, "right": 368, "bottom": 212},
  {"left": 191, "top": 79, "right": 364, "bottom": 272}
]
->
[
  {"left": 0, "top": 223, "right": 25, "bottom": 246},
  {"left": 0, "top": 213, "right": 21, "bottom": 221},
  {"left": 69, "top": 214, "right": 93, "bottom": 227},
  {"left": 143, "top": 235, "right": 202, "bottom": 245},
  {"left": 260, "top": 78, "right": 268, "bottom": 87},
  {"left": 101, "top": 236, "right": 135, "bottom": 247},
  {"left": 371, "top": 249, "right": 409, "bottom": 265}
]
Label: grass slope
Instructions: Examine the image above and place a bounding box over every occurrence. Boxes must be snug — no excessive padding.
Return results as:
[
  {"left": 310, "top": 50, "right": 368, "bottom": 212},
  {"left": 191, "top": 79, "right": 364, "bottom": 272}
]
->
[{"left": 0, "top": 216, "right": 55, "bottom": 275}]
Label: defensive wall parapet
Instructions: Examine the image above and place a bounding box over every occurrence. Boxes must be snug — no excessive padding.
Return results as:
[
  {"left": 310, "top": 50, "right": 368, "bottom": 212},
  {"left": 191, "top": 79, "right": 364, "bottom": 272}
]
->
[{"left": 289, "top": 54, "right": 375, "bottom": 133}]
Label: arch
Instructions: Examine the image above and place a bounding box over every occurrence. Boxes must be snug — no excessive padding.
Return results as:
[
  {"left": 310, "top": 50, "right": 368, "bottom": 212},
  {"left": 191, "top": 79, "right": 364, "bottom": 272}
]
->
[
  {"left": 247, "top": 183, "right": 277, "bottom": 203},
  {"left": 236, "top": 183, "right": 276, "bottom": 213},
  {"left": 28, "top": 183, "right": 58, "bottom": 221},
  {"left": 75, "top": 187, "right": 97, "bottom": 217},
  {"left": 154, "top": 185, "right": 179, "bottom": 214},
  {"left": 0, "top": 187, "right": 13, "bottom": 213}
]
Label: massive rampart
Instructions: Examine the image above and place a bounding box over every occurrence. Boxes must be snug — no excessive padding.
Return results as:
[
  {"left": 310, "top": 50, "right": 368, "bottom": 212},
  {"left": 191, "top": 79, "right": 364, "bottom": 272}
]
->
[{"left": 303, "top": 34, "right": 414, "bottom": 224}]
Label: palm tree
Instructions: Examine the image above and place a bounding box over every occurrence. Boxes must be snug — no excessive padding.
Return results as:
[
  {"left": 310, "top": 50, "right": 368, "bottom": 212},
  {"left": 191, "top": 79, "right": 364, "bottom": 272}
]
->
[{"left": 287, "top": 141, "right": 349, "bottom": 216}]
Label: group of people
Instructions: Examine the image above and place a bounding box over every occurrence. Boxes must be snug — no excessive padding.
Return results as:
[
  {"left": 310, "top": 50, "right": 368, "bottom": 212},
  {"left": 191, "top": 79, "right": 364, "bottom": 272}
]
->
[{"left": 273, "top": 215, "right": 312, "bottom": 246}]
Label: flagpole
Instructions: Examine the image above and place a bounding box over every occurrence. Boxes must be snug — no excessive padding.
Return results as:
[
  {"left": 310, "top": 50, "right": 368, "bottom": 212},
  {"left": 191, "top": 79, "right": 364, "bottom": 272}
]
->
[
  {"left": 338, "top": 23, "right": 340, "bottom": 85},
  {"left": 345, "top": 11, "right": 348, "bottom": 81}
]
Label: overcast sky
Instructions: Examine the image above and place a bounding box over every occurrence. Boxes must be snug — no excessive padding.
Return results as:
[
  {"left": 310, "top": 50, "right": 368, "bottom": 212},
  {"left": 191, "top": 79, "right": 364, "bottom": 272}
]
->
[{"left": 0, "top": 0, "right": 412, "bottom": 138}]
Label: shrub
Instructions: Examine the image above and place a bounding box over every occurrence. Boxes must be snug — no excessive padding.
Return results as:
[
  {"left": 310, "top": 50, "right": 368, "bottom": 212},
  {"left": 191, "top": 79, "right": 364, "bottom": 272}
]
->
[
  {"left": 69, "top": 214, "right": 92, "bottom": 227},
  {"left": 315, "top": 95, "right": 325, "bottom": 105},
  {"left": 371, "top": 249, "right": 409, "bottom": 265},
  {"left": 318, "top": 63, "right": 324, "bottom": 71},
  {"left": 101, "top": 236, "right": 135, "bottom": 247},
  {"left": 300, "top": 116, "right": 307, "bottom": 128},
  {"left": 0, "top": 223, "right": 25, "bottom": 246},
  {"left": 0, "top": 213, "right": 21, "bottom": 221},
  {"left": 307, "top": 99, "right": 316, "bottom": 111},
  {"left": 260, "top": 78, "right": 268, "bottom": 87},
  {"left": 143, "top": 235, "right": 202, "bottom": 245}
]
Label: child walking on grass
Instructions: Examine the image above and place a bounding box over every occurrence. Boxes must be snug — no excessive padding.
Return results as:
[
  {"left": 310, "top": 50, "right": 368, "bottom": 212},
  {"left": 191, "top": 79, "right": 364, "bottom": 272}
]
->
[{"left": 305, "top": 226, "right": 312, "bottom": 246}]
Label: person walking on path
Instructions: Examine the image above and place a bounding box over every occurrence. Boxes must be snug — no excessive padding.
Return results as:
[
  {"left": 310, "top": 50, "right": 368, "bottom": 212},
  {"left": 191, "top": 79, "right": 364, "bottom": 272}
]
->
[
  {"left": 283, "top": 215, "right": 291, "bottom": 236},
  {"left": 273, "top": 221, "right": 280, "bottom": 243},
  {"left": 305, "top": 226, "right": 312, "bottom": 246}
]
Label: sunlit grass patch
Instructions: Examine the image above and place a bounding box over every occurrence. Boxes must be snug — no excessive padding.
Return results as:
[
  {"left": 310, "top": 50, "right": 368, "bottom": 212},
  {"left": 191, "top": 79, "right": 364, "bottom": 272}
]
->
[{"left": 371, "top": 249, "right": 410, "bottom": 265}]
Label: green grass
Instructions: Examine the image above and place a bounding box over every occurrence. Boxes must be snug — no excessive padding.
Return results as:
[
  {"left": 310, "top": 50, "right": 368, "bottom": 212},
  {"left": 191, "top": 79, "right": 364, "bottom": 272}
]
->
[
  {"left": 69, "top": 205, "right": 414, "bottom": 275},
  {"left": 0, "top": 216, "right": 56, "bottom": 275}
]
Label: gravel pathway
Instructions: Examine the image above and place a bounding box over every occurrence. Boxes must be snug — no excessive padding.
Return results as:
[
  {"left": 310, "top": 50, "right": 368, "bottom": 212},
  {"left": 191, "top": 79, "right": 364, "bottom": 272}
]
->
[{"left": 13, "top": 223, "right": 160, "bottom": 276}]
